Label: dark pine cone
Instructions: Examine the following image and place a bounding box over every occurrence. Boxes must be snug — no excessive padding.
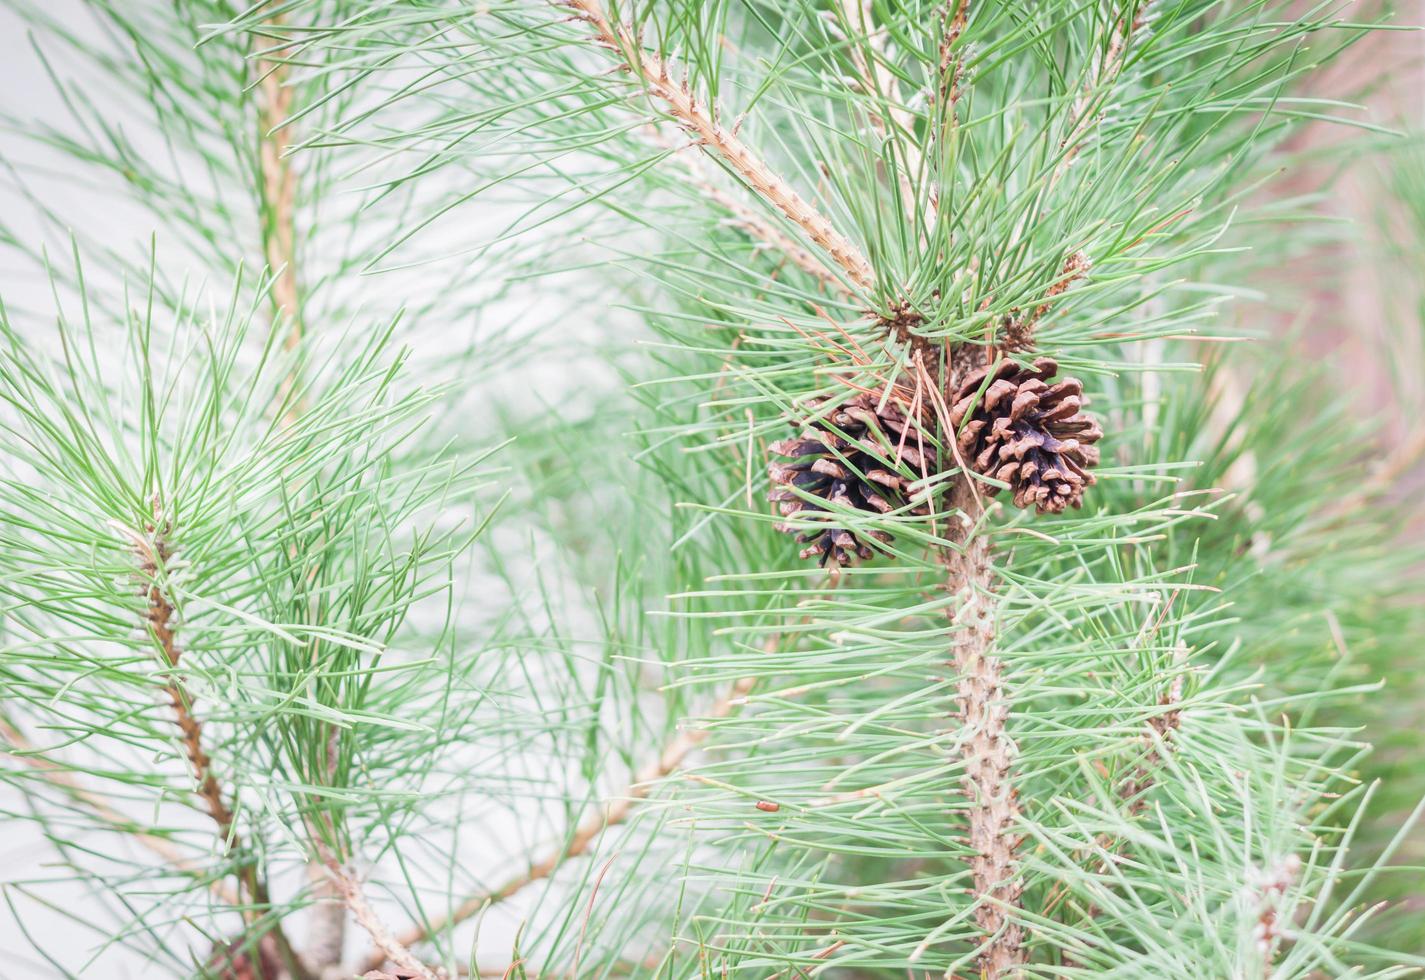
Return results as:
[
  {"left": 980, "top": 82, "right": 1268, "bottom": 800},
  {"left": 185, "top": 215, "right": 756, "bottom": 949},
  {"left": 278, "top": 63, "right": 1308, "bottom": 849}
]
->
[
  {"left": 949, "top": 357, "right": 1102, "bottom": 513},
  {"left": 768, "top": 388, "right": 934, "bottom": 567}
]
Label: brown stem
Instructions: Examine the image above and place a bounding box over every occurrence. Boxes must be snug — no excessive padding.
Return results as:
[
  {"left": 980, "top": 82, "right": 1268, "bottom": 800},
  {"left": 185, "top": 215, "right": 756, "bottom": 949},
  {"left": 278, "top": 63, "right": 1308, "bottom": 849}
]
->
[
  {"left": 322, "top": 853, "right": 440, "bottom": 980},
  {"left": 362, "top": 676, "right": 756, "bottom": 974},
  {"left": 255, "top": 21, "right": 349, "bottom": 973},
  {"left": 936, "top": 0, "right": 972, "bottom": 112},
  {"left": 941, "top": 347, "right": 1025, "bottom": 977},
  {"left": 131, "top": 518, "right": 312, "bottom": 980},
  {"left": 560, "top": 0, "right": 875, "bottom": 289},
  {"left": 255, "top": 15, "right": 302, "bottom": 350}
]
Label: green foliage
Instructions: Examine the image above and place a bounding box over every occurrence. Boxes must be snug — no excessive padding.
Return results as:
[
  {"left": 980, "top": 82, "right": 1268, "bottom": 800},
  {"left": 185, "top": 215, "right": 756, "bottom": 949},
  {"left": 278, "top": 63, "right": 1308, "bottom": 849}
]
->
[{"left": 1, "top": 0, "right": 1422, "bottom": 977}]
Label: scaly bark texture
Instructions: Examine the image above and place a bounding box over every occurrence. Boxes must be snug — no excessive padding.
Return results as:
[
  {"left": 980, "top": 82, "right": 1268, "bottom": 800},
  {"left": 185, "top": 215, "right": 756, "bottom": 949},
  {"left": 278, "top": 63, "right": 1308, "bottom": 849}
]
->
[
  {"left": 136, "top": 530, "right": 243, "bottom": 852},
  {"left": 134, "top": 514, "right": 317, "bottom": 980},
  {"left": 132, "top": 516, "right": 312, "bottom": 980},
  {"left": 944, "top": 349, "right": 1026, "bottom": 977},
  {"left": 657, "top": 135, "right": 843, "bottom": 289},
  {"left": 324, "top": 856, "right": 439, "bottom": 980},
  {"left": 563, "top": 2, "right": 1026, "bottom": 969}
]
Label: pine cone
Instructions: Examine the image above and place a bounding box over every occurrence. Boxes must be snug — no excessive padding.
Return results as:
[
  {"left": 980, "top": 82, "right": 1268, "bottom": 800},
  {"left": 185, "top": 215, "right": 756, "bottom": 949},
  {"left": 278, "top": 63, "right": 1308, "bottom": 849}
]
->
[
  {"left": 768, "top": 388, "right": 934, "bottom": 567},
  {"left": 949, "top": 357, "right": 1101, "bottom": 513}
]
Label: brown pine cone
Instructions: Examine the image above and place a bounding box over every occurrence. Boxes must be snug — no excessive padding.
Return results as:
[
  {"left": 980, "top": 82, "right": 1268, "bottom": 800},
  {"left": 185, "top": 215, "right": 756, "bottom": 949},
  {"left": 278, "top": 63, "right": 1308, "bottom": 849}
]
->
[
  {"left": 768, "top": 387, "right": 934, "bottom": 567},
  {"left": 949, "top": 357, "right": 1101, "bottom": 513}
]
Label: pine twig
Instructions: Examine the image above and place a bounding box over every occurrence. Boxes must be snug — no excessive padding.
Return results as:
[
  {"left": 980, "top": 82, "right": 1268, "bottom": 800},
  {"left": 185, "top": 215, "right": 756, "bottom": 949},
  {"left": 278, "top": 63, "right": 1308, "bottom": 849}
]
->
[
  {"left": 653, "top": 132, "right": 846, "bottom": 290},
  {"left": 936, "top": 347, "right": 1025, "bottom": 978},
  {"left": 322, "top": 854, "right": 440, "bottom": 980},
  {"left": 1115, "top": 661, "right": 1186, "bottom": 815},
  {"left": 1056, "top": 2, "right": 1152, "bottom": 184},
  {"left": 1050, "top": 648, "right": 1186, "bottom": 958},
  {"left": 362, "top": 676, "right": 756, "bottom": 974},
  {"left": 1246, "top": 853, "right": 1301, "bottom": 977},
  {"left": 0, "top": 719, "right": 242, "bottom": 906},
  {"left": 936, "top": 0, "right": 972, "bottom": 113},
  {"left": 256, "top": 14, "right": 302, "bottom": 349},
  {"left": 120, "top": 512, "right": 313, "bottom": 980},
  {"left": 559, "top": 0, "right": 876, "bottom": 289},
  {"left": 253, "top": 17, "right": 349, "bottom": 972}
]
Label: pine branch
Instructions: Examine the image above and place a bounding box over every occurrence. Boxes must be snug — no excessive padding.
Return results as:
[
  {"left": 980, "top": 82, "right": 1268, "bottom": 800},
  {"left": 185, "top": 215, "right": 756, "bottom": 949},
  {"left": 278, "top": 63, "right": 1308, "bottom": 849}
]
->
[
  {"left": 574, "top": 39, "right": 1033, "bottom": 975},
  {"left": 363, "top": 675, "right": 756, "bottom": 973},
  {"left": 935, "top": 0, "right": 971, "bottom": 114},
  {"left": 123, "top": 510, "right": 313, "bottom": 980},
  {"left": 253, "top": 15, "right": 349, "bottom": 971},
  {"left": 560, "top": 0, "right": 876, "bottom": 289},
  {"left": 256, "top": 12, "right": 302, "bottom": 349},
  {"left": 136, "top": 531, "right": 236, "bottom": 847},
  {"left": 1057, "top": 1, "right": 1153, "bottom": 184},
  {"left": 1116, "top": 657, "right": 1186, "bottom": 816},
  {"left": 658, "top": 134, "right": 846, "bottom": 291},
  {"left": 1053, "top": 644, "right": 1187, "bottom": 961},
  {"left": 1246, "top": 853, "right": 1301, "bottom": 977},
  {"left": 0, "top": 719, "right": 241, "bottom": 906},
  {"left": 323, "top": 853, "right": 440, "bottom": 980},
  {"left": 942, "top": 500, "right": 1025, "bottom": 977}
]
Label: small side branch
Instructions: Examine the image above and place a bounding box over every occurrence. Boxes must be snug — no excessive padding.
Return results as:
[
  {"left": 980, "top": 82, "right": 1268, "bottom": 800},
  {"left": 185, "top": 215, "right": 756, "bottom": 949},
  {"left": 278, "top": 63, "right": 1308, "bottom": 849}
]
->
[
  {"left": 1116, "top": 656, "right": 1186, "bottom": 815},
  {"left": 560, "top": 0, "right": 875, "bottom": 289},
  {"left": 255, "top": 13, "right": 302, "bottom": 349},
  {"left": 254, "top": 18, "right": 349, "bottom": 970},
  {"left": 1057, "top": 2, "right": 1152, "bottom": 183},
  {"left": 1245, "top": 852, "right": 1301, "bottom": 977},
  {"left": 1000, "top": 251, "right": 1091, "bottom": 352},
  {"left": 362, "top": 676, "right": 755, "bottom": 974},
  {"left": 1053, "top": 647, "right": 1186, "bottom": 962},
  {"left": 0, "top": 719, "right": 241, "bottom": 906},
  {"left": 324, "top": 856, "right": 440, "bottom": 980},
  {"left": 655, "top": 133, "right": 846, "bottom": 290}
]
